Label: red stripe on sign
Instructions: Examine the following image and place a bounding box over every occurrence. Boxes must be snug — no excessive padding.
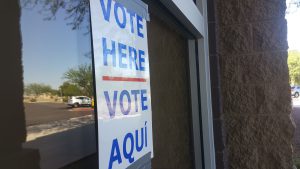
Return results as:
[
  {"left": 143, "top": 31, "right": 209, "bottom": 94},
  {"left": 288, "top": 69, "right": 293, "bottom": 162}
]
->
[{"left": 102, "top": 76, "right": 147, "bottom": 82}]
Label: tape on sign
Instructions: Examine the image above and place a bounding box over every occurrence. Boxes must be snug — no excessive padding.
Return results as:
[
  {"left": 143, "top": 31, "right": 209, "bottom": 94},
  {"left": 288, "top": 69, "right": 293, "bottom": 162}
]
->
[{"left": 115, "top": 0, "right": 150, "bottom": 21}]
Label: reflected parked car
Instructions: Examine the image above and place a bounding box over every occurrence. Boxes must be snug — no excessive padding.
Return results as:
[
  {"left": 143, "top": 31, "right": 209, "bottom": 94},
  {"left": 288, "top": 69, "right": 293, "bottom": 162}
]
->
[
  {"left": 68, "top": 96, "right": 92, "bottom": 107},
  {"left": 291, "top": 86, "right": 300, "bottom": 98}
]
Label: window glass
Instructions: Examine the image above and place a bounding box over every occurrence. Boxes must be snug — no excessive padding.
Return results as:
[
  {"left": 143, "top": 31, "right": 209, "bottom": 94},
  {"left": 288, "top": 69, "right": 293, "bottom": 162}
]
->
[{"left": 20, "top": 0, "right": 96, "bottom": 168}]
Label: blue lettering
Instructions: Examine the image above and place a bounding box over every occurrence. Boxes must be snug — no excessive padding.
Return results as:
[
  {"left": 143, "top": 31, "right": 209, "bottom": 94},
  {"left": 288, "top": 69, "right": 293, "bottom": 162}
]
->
[
  {"left": 118, "top": 43, "right": 127, "bottom": 68},
  {"left": 129, "top": 47, "right": 138, "bottom": 70},
  {"left": 131, "top": 90, "right": 140, "bottom": 112},
  {"left": 100, "top": 0, "right": 145, "bottom": 37},
  {"left": 108, "top": 139, "right": 122, "bottom": 169},
  {"left": 127, "top": 9, "right": 136, "bottom": 33},
  {"left": 141, "top": 90, "right": 148, "bottom": 111},
  {"left": 120, "top": 90, "right": 131, "bottom": 115},
  {"left": 104, "top": 90, "right": 148, "bottom": 117},
  {"left": 135, "top": 128, "right": 144, "bottom": 152},
  {"left": 138, "top": 50, "right": 145, "bottom": 71},
  {"left": 108, "top": 122, "right": 149, "bottom": 168},
  {"left": 102, "top": 38, "right": 147, "bottom": 71},
  {"left": 114, "top": 2, "right": 126, "bottom": 29},
  {"left": 123, "top": 133, "right": 135, "bottom": 163},
  {"left": 104, "top": 91, "right": 118, "bottom": 118},
  {"left": 100, "top": 0, "right": 112, "bottom": 22},
  {"left": 103, "top": 38, "right": 116, "bottom": 67},
  {"left": 137, "top": 15, "right": 144, "bottom": 38}
]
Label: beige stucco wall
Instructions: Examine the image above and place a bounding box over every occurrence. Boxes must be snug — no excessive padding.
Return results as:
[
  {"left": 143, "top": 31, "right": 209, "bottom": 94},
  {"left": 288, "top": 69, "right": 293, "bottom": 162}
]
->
[{"left": 210, "top": 0, "right": 295, "bottom": 168}]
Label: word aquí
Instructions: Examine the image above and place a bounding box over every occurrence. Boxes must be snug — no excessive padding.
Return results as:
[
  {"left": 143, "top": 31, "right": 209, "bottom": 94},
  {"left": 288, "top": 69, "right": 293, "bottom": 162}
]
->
[
  {"left": 109, "top": 121, "right": 148, "bottom": 169},
  {"left": 100, "top": 0, "right": 147, "bottom": 71}
]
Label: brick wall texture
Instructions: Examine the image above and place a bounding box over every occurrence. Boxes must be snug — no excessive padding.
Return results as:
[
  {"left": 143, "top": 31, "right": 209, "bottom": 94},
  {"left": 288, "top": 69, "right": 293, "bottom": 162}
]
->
[{"left": 208, "top": 0, "right": 295, "bottom": 169}]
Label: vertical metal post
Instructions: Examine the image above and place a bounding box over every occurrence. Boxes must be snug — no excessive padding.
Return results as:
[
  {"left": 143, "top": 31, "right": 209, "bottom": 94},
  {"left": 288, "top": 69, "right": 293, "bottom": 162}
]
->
[
  {"left": 196, "top": 0, "right": 216, "bottom": 169},
  {"left": 188, "top": 40, "right": 204, "bottom": 169}
]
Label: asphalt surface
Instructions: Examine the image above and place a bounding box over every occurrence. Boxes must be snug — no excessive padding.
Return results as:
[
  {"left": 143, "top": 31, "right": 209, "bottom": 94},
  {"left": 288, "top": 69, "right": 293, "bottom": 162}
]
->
[
  {"left": 25, "top": 102, "right": 94, "bottom": 126},
  {"left": 293, "top": 98, "right": 300, "bottom": 157}
]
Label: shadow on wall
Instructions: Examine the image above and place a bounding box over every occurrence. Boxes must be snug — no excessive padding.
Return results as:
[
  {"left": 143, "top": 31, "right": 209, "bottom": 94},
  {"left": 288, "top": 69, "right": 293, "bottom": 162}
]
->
[{"left": 0, "top": 1, "right": 40, "bottom": 169}]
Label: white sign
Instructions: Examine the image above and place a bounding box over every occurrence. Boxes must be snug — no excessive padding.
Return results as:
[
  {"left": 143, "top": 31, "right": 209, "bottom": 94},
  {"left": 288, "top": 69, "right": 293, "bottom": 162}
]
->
[{"left": 89, "top": 0, "right": 153, "bottom": 168}]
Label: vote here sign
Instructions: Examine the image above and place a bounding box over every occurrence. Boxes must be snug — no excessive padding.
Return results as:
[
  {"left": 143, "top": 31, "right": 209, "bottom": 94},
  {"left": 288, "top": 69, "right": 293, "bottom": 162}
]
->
[{"left": 89, "top": 0, "right": 153, "bottom": 168}]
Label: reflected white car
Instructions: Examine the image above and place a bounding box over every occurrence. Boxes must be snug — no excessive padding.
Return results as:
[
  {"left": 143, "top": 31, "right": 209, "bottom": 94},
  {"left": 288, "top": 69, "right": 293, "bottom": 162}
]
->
[
  {"left": 291, "top": 86, "right": 300, "bottom": 98},
  {"left": 68, "top": 96, "right": 92, "bottom": 107}
]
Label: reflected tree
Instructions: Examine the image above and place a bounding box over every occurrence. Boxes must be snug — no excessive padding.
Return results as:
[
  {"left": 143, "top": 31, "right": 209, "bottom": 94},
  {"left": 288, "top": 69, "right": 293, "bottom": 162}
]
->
[
  {"left": 59, "top": 82, "right": 83, "bottom": 96},
  {"left": 293, "top": 0, "right": 300, "bottom": 7},
  {"left": 25, "top": 83, "right": 57, "bottom": 96},
  {"left": 287, "top": 0, "right": 300, "bottom": 14},
  {"left": 288, "top": 51, "right": 300, "bottom": 85},
  {"left": 63, "top": 64, "right": 93, "bottom": 97},
  {"left": 20, "top": 0, "right": 90, "bottom": 30}
]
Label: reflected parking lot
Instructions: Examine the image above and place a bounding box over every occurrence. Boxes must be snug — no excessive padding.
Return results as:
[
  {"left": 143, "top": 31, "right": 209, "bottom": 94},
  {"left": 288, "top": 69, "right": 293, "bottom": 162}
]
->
[
  {"left": 25, "top": 102, "right": 94, "bottom": 141},
  {"left": 25, "top": 102, "right": 93, "bottom": 126},
  {"left": 292, "top": 97, "right": 300, "bottom": 158},
  {"left": 293, "top": 97, "right": 300, "bottom": 107}
]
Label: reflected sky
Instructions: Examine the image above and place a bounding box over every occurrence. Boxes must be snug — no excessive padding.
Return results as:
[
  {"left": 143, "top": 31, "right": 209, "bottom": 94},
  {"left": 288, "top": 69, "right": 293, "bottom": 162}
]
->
[
  {"left": 286, "top": 0, "right": 300, "bottom": 51},
  {"left": 21, "top": 5, "right": 91, "bottom": 89}
]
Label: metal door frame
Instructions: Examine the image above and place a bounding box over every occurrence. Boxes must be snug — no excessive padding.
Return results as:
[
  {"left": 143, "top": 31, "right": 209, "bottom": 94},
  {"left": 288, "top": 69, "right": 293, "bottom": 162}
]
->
[{"left": 158, "top": 1, "right": 216, "bottom": 169}]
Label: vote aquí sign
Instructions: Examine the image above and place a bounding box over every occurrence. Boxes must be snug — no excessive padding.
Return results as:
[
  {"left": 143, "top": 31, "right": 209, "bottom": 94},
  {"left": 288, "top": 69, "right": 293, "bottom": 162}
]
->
[{"left": 89, "top": 0, "right": 153, "bottom": 168}]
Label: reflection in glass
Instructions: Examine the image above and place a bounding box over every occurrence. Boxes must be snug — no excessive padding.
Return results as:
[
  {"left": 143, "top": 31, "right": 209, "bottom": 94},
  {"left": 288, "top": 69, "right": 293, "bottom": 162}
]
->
[{"left": 20, "top": 0, "right": 94, "bottom": 141}]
